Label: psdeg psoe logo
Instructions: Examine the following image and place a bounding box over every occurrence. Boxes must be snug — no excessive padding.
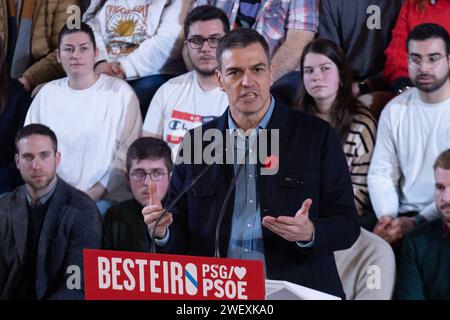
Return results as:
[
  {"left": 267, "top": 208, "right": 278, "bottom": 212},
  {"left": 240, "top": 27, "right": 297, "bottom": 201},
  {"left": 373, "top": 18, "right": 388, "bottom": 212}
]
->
[
  {"left": 184, "top": 263, "right": 249, "bottom": 299},
  {"left": 83, "top": 250, "right": 265, "bottom": 300}
]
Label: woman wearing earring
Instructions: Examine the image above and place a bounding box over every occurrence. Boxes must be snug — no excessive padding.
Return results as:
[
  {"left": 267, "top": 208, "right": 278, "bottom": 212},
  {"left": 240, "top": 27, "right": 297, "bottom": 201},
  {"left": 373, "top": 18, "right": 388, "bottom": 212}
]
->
[{"left": 297, "top": 39, "right": 378, "bottom": 230}]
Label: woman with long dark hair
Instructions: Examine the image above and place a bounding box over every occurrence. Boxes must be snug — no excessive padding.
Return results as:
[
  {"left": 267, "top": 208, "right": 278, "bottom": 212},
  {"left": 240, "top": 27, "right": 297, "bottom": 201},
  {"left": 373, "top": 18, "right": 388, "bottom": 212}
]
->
[
  {"left": 0, "top": 37, "right": 31, "bottom": 194},
  {"left": 297, "top": 39, "right": 378, "bottom": 230}
]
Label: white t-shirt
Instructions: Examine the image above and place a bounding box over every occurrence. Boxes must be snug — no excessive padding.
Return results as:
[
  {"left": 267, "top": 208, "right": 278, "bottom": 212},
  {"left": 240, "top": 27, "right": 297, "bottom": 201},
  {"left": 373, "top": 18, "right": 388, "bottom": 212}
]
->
[
  {"left": 143, "top": 71, "right": 229, "bottom": 155},
  {"left": 25, "top": 74, "right": 142, "bottom": 202},
  {"left": 368, "top": 88, "right": 450, "bottom": 220},
  {"left": 84, "top": 0, "right": 187, "bottom": 78}
]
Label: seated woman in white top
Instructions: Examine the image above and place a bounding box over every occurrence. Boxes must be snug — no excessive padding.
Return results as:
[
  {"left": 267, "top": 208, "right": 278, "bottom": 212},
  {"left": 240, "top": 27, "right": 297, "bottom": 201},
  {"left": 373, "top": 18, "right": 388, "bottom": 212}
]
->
[{"left": 25, "top": 22, "right": 142, "bottom": 214}]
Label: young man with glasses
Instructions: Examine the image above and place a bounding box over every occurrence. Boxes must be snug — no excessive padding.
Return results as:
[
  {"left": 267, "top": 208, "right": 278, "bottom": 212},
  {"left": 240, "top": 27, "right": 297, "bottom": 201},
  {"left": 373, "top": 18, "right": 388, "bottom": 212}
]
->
[
  {"left": 143, "top": 6, "right": 230, "bottom": 157},
  {"left": 368, "top": 23, "right": 450, "bottom": 248},
  {"left": 102, "top": 137, "right": 173, "bottom": 252}
]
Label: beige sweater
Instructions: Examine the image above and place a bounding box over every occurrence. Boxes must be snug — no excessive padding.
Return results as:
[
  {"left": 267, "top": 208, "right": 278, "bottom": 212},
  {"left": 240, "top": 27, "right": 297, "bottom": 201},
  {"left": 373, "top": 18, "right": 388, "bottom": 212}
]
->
[{"left": 334, "top": 228, "right": 396, "bottom": 300}]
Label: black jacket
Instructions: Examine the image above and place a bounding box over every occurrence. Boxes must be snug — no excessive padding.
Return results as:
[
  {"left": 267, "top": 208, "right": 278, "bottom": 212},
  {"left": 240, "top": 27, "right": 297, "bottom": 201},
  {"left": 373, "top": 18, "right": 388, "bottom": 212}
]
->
[{"left": 162, "top": 99, "right": 360, "bottom": 298}]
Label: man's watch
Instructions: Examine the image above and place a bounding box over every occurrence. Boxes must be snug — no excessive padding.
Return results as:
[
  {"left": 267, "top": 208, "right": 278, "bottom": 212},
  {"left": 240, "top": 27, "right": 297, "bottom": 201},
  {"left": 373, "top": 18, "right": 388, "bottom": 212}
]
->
[{"left": 358, "top": 81, "right": 370, "bottom": 95}]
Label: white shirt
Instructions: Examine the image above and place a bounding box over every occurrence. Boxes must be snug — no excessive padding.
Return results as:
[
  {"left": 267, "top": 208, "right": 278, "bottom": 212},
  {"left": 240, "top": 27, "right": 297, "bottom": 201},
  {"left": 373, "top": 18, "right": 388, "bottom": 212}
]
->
[
  {"left": 25, "top": 74, "right": 142, "bottom": 202},
  {"left": 143, "top": 71, "right": 229, "bottom": 156},
  {"left": 368, "top": 88, "right": 450, "bottom": 220}
]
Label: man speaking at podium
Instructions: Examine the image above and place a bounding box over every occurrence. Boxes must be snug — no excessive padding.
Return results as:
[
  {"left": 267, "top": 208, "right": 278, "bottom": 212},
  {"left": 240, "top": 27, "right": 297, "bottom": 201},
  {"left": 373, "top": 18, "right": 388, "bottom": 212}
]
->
[{"left": 142, "top": 29, "right": 360, "bottom": 299}]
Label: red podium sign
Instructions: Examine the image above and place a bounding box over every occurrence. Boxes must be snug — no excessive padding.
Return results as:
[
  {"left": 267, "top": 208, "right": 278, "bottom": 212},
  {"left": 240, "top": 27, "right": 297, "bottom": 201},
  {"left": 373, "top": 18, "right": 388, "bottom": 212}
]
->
[{"left": 83, "top": 249, "right": 265, "bottom": 300}]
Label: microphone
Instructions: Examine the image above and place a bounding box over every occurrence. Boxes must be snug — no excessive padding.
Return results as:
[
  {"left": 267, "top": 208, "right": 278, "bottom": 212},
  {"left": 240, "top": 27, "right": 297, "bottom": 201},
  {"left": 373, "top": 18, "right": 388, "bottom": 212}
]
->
[
  {"left": 214, "top": 161, "right": 245, "bottom": 258},
  {"left": 149, "top": 158, "right": 216, "bottom": 254},
  {"left": 214, "top": 144, "right": 249, "bottom": 258}
]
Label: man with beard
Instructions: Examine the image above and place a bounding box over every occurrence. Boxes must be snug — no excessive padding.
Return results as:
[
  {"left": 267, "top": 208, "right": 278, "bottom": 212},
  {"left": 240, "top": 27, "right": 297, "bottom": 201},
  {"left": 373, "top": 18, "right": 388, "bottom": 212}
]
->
[
  {"left": 368, "top": 23, "right": 450, "bottom": 247},
  {"left": 0, "top": 124, "right": 101, "bottom": 299},
  {"left": 397, "top": 149, "right": 450, "bottom": 300},
  {"left": 143, "top": 6, "right": 230, "bottom": 157}
]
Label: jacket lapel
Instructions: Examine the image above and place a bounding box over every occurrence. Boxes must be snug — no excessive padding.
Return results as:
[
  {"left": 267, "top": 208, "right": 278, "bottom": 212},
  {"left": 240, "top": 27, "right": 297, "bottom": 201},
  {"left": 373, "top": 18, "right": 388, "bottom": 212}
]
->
[
  {"left": 10, "top": 186, "right": 29, "bottom": 266},
  {"left": 35, "top": 178, "right": 67, "bottom": 299}
]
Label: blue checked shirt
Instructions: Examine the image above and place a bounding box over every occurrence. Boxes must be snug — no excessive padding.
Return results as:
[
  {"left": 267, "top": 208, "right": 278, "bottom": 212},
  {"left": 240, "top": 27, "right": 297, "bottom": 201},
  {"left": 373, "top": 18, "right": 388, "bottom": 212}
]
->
[{"left": 226, "top": 98, "right": 276, "bottom": 266}]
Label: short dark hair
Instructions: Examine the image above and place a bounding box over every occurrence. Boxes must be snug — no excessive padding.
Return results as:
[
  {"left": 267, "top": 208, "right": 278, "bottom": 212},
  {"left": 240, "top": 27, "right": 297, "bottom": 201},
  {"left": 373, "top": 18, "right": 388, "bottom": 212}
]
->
[
  {"left": 126, "top": 137, "right": 173, "bottom": 173},
  {"left": 406, "top": 23, "right": 450, "bottom": 55},
  {"left": 184, "top": 5, "right": 230, "bottom": 40},
  {"left": 58, "top": 22, "right": 96, "bottom": 50},
  {"left": 15, "top": 124, "right": 58, "bottom": 153},
  {"left": 216, "top": 28, "right": 270, "bottom": 70}
]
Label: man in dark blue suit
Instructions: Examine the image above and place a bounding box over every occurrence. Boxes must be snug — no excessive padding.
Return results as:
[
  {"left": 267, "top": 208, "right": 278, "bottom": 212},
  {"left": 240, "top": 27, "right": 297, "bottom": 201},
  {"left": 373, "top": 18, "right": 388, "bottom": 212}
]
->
[{"left": 142, "top": 29, "right": 360, "bottom": 298}]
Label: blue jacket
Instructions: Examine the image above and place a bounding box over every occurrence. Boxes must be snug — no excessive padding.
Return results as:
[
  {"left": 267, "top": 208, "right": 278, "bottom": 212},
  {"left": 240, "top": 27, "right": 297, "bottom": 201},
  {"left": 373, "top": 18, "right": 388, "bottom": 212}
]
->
[{"left": 162, "top": 99, "right": 360, "bottom": 298}]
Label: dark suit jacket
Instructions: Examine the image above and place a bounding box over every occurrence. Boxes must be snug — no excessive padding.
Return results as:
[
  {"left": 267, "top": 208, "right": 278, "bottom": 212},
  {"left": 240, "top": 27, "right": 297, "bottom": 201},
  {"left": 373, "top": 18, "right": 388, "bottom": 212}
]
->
[
  {"left": 161, "top": 99, "right": 360, "bottom": 298},
  {"left": 0, "top": 178, "right": 102, "bottom": 300}
]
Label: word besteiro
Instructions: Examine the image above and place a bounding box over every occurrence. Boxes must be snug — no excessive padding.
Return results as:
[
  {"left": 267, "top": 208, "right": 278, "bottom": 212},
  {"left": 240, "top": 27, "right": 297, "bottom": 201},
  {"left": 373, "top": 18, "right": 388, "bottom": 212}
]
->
[
  {"left": 174, "top": 128, "right": 280, "bottom": 175},
  {"left": 98, "top": 258, "right": 249, "bottom": 299}
]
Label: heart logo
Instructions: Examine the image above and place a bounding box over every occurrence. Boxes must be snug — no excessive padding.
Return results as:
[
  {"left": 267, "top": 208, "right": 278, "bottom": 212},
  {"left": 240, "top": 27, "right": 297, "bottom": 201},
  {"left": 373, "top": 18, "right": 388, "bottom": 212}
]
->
[{"left": 234, "top": 267, "right": 247, "bottom": 280}]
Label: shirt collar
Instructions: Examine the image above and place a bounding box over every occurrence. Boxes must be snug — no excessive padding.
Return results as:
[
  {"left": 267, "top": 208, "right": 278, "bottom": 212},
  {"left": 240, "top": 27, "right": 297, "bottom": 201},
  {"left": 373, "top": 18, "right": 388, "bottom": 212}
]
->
[
  {"left": 26, "top": 178, "right": 57, "bottom": 207},
  {"left": 227, "top": 95, "right": 275, "bottom": 131}
]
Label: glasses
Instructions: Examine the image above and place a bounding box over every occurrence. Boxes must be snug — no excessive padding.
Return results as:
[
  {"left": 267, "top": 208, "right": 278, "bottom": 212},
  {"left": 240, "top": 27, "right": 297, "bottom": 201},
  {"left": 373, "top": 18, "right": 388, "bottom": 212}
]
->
[
  {"left": 188, "top": 36, "right": 222, "bottom": 49},
  {"left": 408, "top": 54, "right": 446, "bottom": 68},
  {"left": 130, "top": 169, "right": 168, "bottom": 182}
]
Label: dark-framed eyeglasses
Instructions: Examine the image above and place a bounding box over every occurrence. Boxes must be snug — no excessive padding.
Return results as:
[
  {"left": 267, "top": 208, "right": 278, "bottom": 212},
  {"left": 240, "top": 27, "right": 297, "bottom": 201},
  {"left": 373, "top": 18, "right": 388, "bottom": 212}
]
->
[
  {"left": 129, "top": 169, "right": 168, "bottom": 182},
  {"left": 188, "top": 36, "right": 222, "bottom": 49}
]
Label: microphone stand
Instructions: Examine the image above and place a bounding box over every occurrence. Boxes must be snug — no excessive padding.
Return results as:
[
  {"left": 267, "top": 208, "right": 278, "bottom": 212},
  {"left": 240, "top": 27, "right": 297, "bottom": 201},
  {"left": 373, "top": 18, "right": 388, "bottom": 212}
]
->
[{"left": 150, "top": 161, "right": 215, "bottom": 253}]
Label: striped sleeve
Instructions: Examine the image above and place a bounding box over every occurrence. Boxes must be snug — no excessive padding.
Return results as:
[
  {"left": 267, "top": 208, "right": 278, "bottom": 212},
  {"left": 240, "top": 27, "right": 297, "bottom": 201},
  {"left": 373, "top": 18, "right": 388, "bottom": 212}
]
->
[{"left": 343, "top": 109, "right": 377, "bottom": 216}]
